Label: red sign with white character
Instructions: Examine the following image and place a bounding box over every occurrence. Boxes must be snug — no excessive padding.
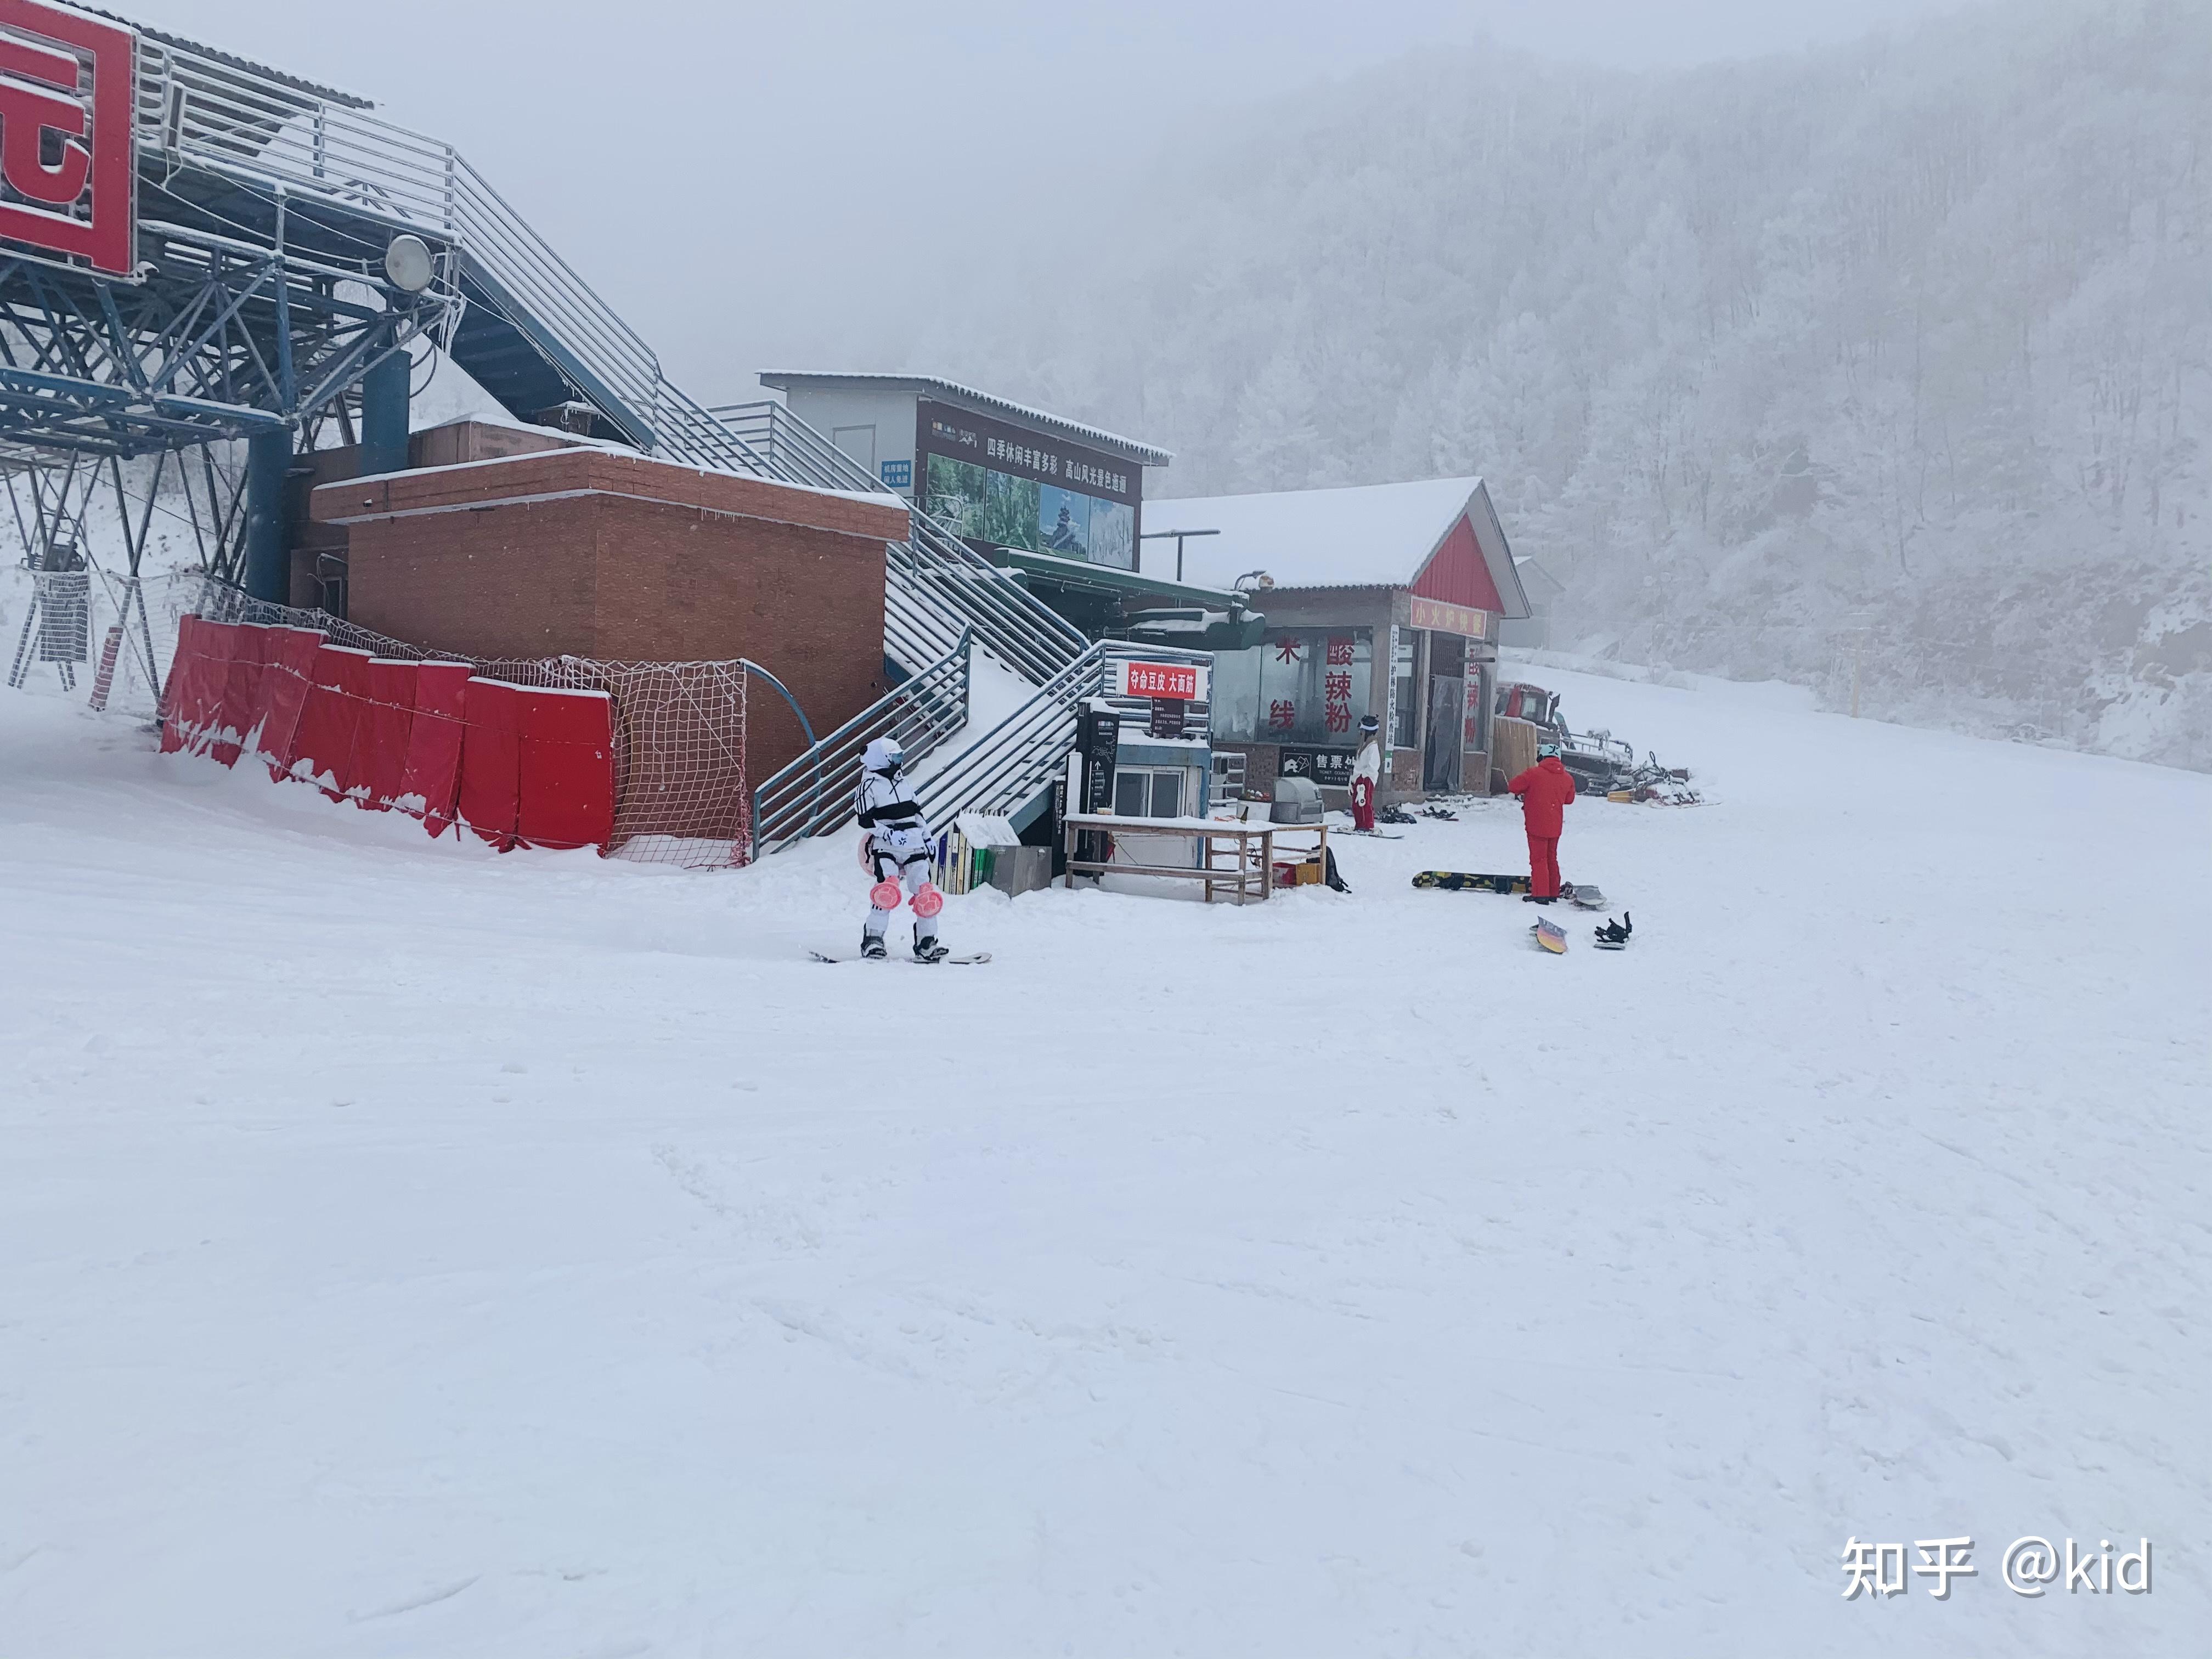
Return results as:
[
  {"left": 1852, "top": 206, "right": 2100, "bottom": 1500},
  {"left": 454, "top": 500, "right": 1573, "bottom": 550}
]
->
[
  {"left": 1114, "top": 659, "right": 1205, "bottom": 701},
  {"left": 0, "top": 0, "right": 135, "bottom": 276}
]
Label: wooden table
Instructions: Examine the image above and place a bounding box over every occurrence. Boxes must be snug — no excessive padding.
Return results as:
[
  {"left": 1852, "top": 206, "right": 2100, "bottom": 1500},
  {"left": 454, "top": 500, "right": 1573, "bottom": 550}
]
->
[{"left": 1061, "top": 812, "right": 1280, "bottom": 905}]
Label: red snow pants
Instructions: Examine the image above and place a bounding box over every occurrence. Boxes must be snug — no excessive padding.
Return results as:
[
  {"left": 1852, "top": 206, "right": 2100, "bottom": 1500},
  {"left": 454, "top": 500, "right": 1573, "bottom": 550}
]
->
[
  {"left": 1351, "top": 776, "right": 1375, "bottom": 832},
  {"left": 1527, "top": 833, "right": 1561, "bottom": 898}
]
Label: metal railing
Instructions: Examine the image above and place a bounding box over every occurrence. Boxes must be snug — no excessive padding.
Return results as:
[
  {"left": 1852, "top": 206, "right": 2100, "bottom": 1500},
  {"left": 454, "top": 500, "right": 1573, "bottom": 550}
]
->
[
  {"left": 751, "top": 638, "right": 1217, "bottom": 856},
  {"left": 136, "top": 38, "right": 774, "bottom": 475},
  {"left": 712, "top": 401, "right": 1091, "bottom": 685},
  {"left": 749, "top": 629, "right": 975, "bottom": 853},
  {"left": 911, "top": 645, "right": 1101, "bottom": 832},
  {"left": 133, "top": 41, "right": 1093, "bottom": 696}
]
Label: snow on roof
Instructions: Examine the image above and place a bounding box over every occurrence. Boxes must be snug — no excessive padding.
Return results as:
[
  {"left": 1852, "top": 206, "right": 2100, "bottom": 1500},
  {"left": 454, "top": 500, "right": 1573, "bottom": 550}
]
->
[
  {"left": 757, "top": 372, "right": 1173, "bottom": 467},
  {"left": 1148, "top": 477, "right": 1527, "bottom": 616}
]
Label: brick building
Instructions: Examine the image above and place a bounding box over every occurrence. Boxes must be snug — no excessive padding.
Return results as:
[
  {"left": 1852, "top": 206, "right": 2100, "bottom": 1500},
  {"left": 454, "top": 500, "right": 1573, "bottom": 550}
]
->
[{"left": 307, "top": 426, "right": 907, "bottom": 778}]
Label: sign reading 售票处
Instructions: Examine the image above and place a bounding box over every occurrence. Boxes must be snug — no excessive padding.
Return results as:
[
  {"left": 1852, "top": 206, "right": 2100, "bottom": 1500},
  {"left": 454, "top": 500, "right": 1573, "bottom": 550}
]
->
[
  {"left": 915, "top": 399, "right": 1141, "bottom": 571},
  {"left": 0, "top": 0, "right": 137, "bottom": 276}
]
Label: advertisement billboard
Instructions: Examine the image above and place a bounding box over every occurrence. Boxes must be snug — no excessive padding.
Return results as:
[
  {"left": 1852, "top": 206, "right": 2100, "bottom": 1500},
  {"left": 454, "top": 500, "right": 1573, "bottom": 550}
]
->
[
  {"left": 0, "top": 0, "right": 136, "bottom": 276},
  {"left": 915, "top": 399, "right": 1139, "bottom": 571}
]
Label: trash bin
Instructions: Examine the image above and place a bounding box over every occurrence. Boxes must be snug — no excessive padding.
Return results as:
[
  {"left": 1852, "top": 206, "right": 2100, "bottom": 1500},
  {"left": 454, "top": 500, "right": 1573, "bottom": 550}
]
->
[
  {"left": 1269, "top": 775, "right": 1323, "bottom": 825},
  {"left": 986, "top": 844, "right": 1053, "bottom": 899}
]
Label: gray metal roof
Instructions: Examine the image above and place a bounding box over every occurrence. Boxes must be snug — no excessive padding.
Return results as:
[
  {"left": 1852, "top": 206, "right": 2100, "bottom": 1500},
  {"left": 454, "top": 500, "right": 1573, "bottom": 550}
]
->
[
  {"left": 759, "top": 371, "right": 1173, "bottom": 467},
  {"left": 64, "top": 3, "right": 375, "bottom": 108}
]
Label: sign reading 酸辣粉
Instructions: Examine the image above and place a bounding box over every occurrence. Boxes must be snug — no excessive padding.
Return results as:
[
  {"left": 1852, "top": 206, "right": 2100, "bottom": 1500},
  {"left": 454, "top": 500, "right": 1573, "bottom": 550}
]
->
[{"left": 0, "top": 0, "right": 137, "bottom": 276}]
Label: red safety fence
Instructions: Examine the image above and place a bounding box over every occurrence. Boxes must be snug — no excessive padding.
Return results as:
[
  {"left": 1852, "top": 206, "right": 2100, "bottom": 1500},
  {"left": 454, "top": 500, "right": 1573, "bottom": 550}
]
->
[{"left": 159, "top": 615, "right": 662, "bottom": 860}]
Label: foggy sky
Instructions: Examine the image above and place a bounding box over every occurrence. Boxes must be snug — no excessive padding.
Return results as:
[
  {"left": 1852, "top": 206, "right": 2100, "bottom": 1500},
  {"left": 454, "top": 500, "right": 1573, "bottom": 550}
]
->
[{"left": 121, "top": 0, "right": 1977, "bottom": 405}]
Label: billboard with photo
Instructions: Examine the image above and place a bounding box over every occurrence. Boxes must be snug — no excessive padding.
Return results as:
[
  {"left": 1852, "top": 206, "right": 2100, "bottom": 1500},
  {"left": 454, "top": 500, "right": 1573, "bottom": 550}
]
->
[{"left": 915, "top": 400, "right": 1139, "bottom": 571}]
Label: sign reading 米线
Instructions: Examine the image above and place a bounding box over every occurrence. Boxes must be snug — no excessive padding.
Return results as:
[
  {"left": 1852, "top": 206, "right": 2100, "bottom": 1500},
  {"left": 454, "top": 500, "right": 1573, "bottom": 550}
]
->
[{"left": 0, "top": 0, "right": 137, "bottom": 276}]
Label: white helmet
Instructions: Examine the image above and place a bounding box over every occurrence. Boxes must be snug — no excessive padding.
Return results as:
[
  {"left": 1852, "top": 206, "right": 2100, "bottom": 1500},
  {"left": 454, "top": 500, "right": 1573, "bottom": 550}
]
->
[{"left": 862, "top": 736, "right": 905, "bottom": 774}]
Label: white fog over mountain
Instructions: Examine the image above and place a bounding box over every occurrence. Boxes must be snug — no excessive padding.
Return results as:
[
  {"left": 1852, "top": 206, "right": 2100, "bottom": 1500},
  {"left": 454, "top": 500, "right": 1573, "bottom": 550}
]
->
[{"left": 917, "top": 0, "right": 2211, "bottom": 768}]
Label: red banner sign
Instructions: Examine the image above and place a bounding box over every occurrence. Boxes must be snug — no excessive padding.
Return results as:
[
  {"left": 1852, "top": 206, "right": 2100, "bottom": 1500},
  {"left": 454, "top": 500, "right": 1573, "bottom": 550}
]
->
[
  {"left": 1113, "top": 658, "right": 1204, "bottom": 701},
  {"left": 1409, "top": 595, "right": 1489, "bottom": 639},
  {"left": 0, "top": 0, "right": 136, "bottom": 276}
]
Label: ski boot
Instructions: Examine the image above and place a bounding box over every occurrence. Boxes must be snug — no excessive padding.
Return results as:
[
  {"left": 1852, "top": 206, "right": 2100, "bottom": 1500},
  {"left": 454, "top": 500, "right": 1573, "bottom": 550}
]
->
[
  {"left": 860, "top": 932, "right": 887, "bottom": 960},
  {"left": 912, "top": 929, "right": 949, "bottom": 964}
]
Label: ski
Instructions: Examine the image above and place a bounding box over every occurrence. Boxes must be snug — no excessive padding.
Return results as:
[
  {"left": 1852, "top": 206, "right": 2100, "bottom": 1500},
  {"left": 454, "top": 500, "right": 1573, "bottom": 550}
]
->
[{"left": 808, "top": 950, "right": 992, "bottom": 966}]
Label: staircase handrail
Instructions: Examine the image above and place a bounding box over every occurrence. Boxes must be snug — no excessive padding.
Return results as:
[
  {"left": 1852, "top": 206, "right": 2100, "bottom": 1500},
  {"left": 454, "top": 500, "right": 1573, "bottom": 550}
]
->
[
  {"left": 712, "top": 400, "right": 1091, "bottom": 682},
  {"left": 750, "top": 629, "right": 974, "bottom": 852},
  {"left": 133, "top": 39, "right": 1088, "bottom": 696},
  {"left": 136, "top": 41, "right": 774, "bottom": 475},
  {"left": 912, "top": 646, "right": 1102, "bottom": 829}
]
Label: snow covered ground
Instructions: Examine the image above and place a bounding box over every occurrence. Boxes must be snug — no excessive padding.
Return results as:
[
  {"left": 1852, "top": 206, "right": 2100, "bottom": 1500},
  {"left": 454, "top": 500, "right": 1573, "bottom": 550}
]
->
[{"left": 3, "top": 664, "right": 2205, "bottom": 1656}]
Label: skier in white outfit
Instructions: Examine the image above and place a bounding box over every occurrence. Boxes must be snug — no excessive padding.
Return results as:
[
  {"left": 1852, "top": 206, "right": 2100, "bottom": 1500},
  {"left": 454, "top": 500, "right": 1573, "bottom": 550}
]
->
[
  {"left": 854, "top": 736, "right": 947, "bottom": 961},
  {"left": 1350, "top": 713, "right": 1383, "bottom": 832}
]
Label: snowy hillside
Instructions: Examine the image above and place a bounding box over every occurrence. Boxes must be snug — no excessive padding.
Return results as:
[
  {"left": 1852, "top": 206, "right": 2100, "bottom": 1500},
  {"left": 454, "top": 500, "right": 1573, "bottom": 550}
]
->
[
  {"left": 925, "top": 0, "right": 2212, "bottom": 770},
  {"left": 3, "top": 674, "right": 2204, "bottom": 1655}
]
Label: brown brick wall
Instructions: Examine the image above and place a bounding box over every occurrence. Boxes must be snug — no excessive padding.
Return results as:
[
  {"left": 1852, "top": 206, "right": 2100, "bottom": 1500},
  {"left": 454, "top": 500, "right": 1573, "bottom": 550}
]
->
[{"left": 317, "top": 447, "right": 899, "bottom": 783}]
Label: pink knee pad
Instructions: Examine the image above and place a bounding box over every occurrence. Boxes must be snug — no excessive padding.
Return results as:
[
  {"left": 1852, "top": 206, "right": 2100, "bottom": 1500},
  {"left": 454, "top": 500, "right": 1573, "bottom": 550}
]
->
[
  {"left": 870, "top": 878, "right": 902, "bottom": 911},
  {"left": 911, "top": 882, "right": 944, "bottom": 919}
]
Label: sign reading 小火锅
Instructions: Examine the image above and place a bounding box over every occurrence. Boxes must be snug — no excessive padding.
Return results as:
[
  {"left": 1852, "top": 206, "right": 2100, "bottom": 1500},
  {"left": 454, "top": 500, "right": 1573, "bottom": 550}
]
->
[{"left": 0, "top": 0, "right": 137, "bottom": 276}]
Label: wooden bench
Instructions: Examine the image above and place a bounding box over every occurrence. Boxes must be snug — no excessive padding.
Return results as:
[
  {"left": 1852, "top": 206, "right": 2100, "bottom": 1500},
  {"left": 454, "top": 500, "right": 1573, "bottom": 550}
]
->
[{"left": 1060, "top": 812, "right": 1282, "bottom": 904}]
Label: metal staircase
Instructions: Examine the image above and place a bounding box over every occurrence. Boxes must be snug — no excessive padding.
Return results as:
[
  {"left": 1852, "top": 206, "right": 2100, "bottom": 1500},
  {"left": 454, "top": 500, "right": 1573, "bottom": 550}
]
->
[
  {"left": 137, "top": 31, "right": 1089, "bottom": 692},
  {"left": 709, "top": 400, "right": 1089, "bottom": 684},
  {"left": 129, "top": 18, "right": 1122, "bottom": 856},
  {"left": 751, "top": 639, "right": 1215, "bottom": 857}
]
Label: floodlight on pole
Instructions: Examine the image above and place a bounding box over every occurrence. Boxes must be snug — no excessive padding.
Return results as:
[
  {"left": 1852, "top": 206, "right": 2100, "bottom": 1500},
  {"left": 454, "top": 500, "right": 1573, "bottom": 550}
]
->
[{"left": 383, "top": 234, "right": 435, "bottom": 294}]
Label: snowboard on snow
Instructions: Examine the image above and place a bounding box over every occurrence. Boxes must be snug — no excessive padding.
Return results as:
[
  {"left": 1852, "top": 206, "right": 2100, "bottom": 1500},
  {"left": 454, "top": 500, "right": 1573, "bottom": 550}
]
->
[
  {"left": 1531, "top": 918, "right": 1569, "bottom": 954},
  {"left": 1412, "top": 871, "right": 1608, "bottom": 907},
  {"left": 1413, "top": 870, "right": 1529, "bottom": 893},
  {"left": 807, "top": 950, "right": 992, "bottom": 966}
]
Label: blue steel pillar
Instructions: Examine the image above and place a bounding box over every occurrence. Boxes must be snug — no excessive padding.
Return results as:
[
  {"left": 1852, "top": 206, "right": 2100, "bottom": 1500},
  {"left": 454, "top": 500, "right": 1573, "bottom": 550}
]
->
[
  {"left": 360, "top": 345, "right": 410, "bottom": 477},
  {"left": 242, "top": 425, "right": 294, "bottom": 603}
]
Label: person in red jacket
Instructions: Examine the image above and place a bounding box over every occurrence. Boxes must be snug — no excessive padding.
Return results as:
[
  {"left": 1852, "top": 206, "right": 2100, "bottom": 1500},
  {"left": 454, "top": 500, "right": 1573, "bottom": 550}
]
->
[{"left": 1508, "top": 740, "right": 1577, "bottom": 904}]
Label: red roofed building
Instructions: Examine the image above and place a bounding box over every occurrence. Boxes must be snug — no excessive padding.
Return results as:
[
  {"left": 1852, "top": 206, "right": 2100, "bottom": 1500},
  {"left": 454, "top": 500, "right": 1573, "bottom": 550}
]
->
[{"left": 1148, "top": 477, "right": 1533, "bottom": 802}]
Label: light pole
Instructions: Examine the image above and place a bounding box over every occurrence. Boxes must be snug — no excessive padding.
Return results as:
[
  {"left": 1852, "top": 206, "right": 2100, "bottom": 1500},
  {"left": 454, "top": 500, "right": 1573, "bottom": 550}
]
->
[{"left": 1137, "top": 527, "right": 1220, "bottom": 582}]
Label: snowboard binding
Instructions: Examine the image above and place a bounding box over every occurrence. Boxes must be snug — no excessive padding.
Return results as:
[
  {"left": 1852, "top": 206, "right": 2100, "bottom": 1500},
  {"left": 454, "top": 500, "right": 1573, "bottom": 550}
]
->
[
  {"left": 912, "top": 929, "right": 949, "bottom": 963},
  {"left": 860, "top": 932, "right": 888, "bottom": 960},
  {"left": 1593, "top": 912, "right": 1633, "bottom": 950}
]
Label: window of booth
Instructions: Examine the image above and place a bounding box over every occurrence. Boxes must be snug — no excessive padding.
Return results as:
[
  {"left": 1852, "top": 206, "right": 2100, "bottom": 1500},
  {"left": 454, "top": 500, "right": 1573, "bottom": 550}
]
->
[{"left": 1114, "top": 767, "right": 1186, "bottom": 819}]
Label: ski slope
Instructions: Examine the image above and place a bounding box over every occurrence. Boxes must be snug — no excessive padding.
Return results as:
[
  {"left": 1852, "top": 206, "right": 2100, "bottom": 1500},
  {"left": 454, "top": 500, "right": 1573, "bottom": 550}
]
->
[{"left": 2, "top": 664, "right": 2204, "bottom": 1656}]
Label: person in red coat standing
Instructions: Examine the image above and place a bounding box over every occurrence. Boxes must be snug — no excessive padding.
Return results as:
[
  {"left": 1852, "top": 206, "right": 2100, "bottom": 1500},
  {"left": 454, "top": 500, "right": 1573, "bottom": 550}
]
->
[{"left": 1508, "top": 741, "right": 1577, "bottom": 904}]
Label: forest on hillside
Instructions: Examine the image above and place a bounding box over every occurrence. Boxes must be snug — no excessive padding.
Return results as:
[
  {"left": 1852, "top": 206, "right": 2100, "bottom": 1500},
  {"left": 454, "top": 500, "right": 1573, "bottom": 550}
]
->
[{"left": 921, "top": 0, "right": 2212, "bottom": 768}]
